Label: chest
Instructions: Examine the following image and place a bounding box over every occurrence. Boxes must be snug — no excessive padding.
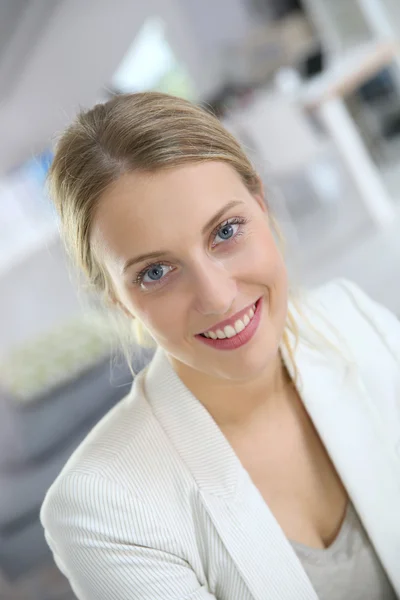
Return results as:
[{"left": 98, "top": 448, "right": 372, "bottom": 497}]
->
[{"left": 225, "top": 396, "right": 348, "bottom": 548}]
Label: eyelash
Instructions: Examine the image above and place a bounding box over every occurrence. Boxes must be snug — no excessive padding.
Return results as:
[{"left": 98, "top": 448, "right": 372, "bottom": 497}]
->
[
  {"left": 210, "top": 216, "right": 248, "bottom": 247},
  {"left": 133, "top": 216, "right": 249, "bottom": 287}
]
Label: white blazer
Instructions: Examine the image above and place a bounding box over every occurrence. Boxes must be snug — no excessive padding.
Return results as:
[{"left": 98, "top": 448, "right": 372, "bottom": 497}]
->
[{"left": 41, "top": 279, "right": 400, "bottom": 600}]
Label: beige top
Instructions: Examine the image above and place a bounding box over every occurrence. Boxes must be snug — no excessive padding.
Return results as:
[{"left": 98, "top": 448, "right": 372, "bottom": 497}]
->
[{"left": 292, "top": 503, "right": 396, "bottom": 600}]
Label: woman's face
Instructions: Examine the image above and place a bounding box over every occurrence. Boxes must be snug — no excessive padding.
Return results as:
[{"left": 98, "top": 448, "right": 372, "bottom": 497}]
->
[{"left": 92, "top": 161, "right": 288, "bottom": 383}]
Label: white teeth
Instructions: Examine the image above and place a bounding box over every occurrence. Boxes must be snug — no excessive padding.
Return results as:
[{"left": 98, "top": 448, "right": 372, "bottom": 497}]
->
[
  {"left": 202, "top": 302, "right": 258, "bottom": 339},
  {"left": 224, "top": 325, "right": 236, "bottom": 338},
  {"left": 234, "top": 319, "right": 245, "bottom": 334}
]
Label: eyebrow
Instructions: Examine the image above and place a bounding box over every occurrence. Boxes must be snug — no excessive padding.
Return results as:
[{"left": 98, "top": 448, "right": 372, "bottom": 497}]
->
[
  {"left": 201, "top": 199, "right": 243, "bottom": 235},
  {"left": 122, "top": 199, "right": 244, "bottom": 273}
]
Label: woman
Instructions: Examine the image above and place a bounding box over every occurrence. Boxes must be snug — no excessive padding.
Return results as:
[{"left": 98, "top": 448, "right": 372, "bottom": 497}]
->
[{"left": 41, "top": 92, "right": 400, "bottom": 600}]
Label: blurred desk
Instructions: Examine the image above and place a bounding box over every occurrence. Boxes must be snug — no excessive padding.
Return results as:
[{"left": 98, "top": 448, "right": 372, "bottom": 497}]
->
[{"left": 299, "top": 40, "right": 399, "bottom": 227}]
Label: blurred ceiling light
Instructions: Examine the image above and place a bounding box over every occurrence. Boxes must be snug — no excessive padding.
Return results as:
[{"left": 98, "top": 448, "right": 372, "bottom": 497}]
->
[{"left": 112, "top": 17, "right": 174, "bottom": 93}]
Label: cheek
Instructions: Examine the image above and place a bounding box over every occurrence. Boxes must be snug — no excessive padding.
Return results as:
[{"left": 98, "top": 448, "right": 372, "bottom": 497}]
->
[
  {"left": 245, "top": 226, "right": 288, "bottom": 309},
  {"left": 239, "top": 224, "right": 284, "bottom": 277},
  {"left": 129, "top": 293, "right": 188, "bottom": 344}
]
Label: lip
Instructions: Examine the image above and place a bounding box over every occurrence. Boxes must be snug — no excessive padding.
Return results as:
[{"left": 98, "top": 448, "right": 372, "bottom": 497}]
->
[
  {"left": 195, "top": 297, "right": 263, "bottom": 351},
  {"left": 196, "top": 298, "right": 260, "bottom": 336}
]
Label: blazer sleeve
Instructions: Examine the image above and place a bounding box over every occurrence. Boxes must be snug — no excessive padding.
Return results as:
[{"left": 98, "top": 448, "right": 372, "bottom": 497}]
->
[
  {"left": 335, "top": 279, "right": 400, "bottom": 362},
  {"left": 40, "top": 471, "right": 217, "bottom": 600}
]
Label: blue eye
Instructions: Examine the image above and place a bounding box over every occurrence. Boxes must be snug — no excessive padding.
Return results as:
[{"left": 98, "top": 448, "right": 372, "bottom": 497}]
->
[
  {"left": 145, "top": 265, "right": 164, "bottom": 281},
  {"left": 213, "top": 218, "right": 244, "bottom": 246},
  {"left": 136, "top": 263, "right": 172, "bottom": 287},
  {"left": 218, "top": 223, "right": 234, "bottom": 240}
]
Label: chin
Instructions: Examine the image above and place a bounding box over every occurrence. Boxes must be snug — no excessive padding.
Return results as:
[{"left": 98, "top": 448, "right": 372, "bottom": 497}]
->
[
  {"left": 214, "top": 344, "right": 280, "bottom": 383},
  {"left": 201, "top": 319, "right": 282, "bottom": 383}
]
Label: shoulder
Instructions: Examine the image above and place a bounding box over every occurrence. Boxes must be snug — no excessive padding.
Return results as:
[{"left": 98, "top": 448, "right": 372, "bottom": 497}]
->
[
  {"left": 308, "top": 278, "right": 399, "bottom": 339},
  {"left": 40, "top": 367, "right": 185, "bottom": 531},
  {"left": 39, "top": 371, "right": 205, "bottom": 599},
  {"left": 300, "top": 278, "right": 400, "bottom": 369},
  {"left": 47, "top": 371, "right": 160, "bottom": 482}
]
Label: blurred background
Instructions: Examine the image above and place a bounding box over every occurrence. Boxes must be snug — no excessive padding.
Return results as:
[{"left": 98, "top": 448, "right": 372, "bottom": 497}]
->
[{"left": 1, "top": 1, "right": 400, "bottom": 598}]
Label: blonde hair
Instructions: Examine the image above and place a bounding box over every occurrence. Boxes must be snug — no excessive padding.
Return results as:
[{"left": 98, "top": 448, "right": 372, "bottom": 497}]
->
[{"left": 48, "top": 91, "right": 299, "bottom": 375}]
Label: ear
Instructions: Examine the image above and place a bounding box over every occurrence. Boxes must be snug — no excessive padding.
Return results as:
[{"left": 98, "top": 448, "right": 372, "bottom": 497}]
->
[{"left": 108, "top": 293, "right": 135, "bottom": 320}]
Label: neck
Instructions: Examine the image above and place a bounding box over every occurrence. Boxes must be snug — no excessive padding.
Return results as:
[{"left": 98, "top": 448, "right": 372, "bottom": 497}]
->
[{"left": 171, "top": 351, "right": 292, "bottom": 430}]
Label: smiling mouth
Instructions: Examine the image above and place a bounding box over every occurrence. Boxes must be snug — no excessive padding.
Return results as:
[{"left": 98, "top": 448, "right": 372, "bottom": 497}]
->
[{"left": 198, "top": 300, "right": 259, "bottom": 340}]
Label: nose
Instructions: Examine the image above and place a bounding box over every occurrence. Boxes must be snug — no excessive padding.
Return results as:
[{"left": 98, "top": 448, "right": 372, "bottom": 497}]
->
[{"left": 190, "top": 258, "right": 237, "bottom": 317}]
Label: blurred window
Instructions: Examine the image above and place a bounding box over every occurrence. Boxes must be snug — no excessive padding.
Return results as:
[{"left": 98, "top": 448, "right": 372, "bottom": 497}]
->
[
  {"left": 0, "top": 150, "right": 57, "bottom": 272},
  {"left": 112, "top": 17, "right": 196, "bottom": 100}
]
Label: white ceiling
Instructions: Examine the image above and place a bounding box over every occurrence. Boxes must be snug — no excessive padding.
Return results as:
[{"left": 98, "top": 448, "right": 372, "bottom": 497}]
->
[
  {"left": 0, "top": 0, "right": 267, "bottom": 174},
  {"left": 0, "top": 0, "right": 61, "bottom": 101},
  {"left": 0, "top": 0, "right": 29, "bottom": 60},
  {"left": 0, "top": 0, "right": 150, "bottom": 174}
]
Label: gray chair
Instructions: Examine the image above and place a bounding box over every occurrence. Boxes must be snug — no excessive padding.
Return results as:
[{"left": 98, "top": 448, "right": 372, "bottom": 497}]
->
[{"left": 0, "top": 349, "right": 153, "bottom": 580}]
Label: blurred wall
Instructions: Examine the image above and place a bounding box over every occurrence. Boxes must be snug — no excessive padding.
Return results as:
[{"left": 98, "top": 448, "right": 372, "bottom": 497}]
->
[
  {"left": 176, "top": 0, "right": 254, "bottom": 54},
  {"left": 0, "top": 0, "right": 148, "bottom": 174},
  {"left": 0, "top": 238, "right": 81, "bottom": 359},
  {"left": 0, "top": 0, "right": 260, "bottom": 176}
]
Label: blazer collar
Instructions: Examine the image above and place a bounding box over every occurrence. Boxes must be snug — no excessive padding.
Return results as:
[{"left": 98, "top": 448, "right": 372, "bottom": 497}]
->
[
  {"left": 144, "top": 320, "right": 400, "bottom": 597},
  {"left": 145, "top": 347, "right": 239, "bottom": 497},
  {"left": 282, "top": 326, "right": 400, "bottom": 594},
  {"left": 145, "top": 347, "right": 317, "bottom": 598}
]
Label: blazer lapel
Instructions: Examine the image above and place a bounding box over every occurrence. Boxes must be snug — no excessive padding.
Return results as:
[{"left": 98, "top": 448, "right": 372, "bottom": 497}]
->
[
  {"left": 282, "top": 326, "right": 400, "bottom": 595},
  {"left": 145, "top": 334, "right": 400, "bottom": 598},
  {"left": 145, "top": 349, "right": 318, "bottom": 600},
  {"left": 200, "top": 476, "right": 318, "bottom": 599}
]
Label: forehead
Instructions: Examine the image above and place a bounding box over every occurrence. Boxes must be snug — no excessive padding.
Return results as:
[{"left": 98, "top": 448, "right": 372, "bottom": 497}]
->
[{"left": 91, "top": 161, "right": 251, "bottom": 267}]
